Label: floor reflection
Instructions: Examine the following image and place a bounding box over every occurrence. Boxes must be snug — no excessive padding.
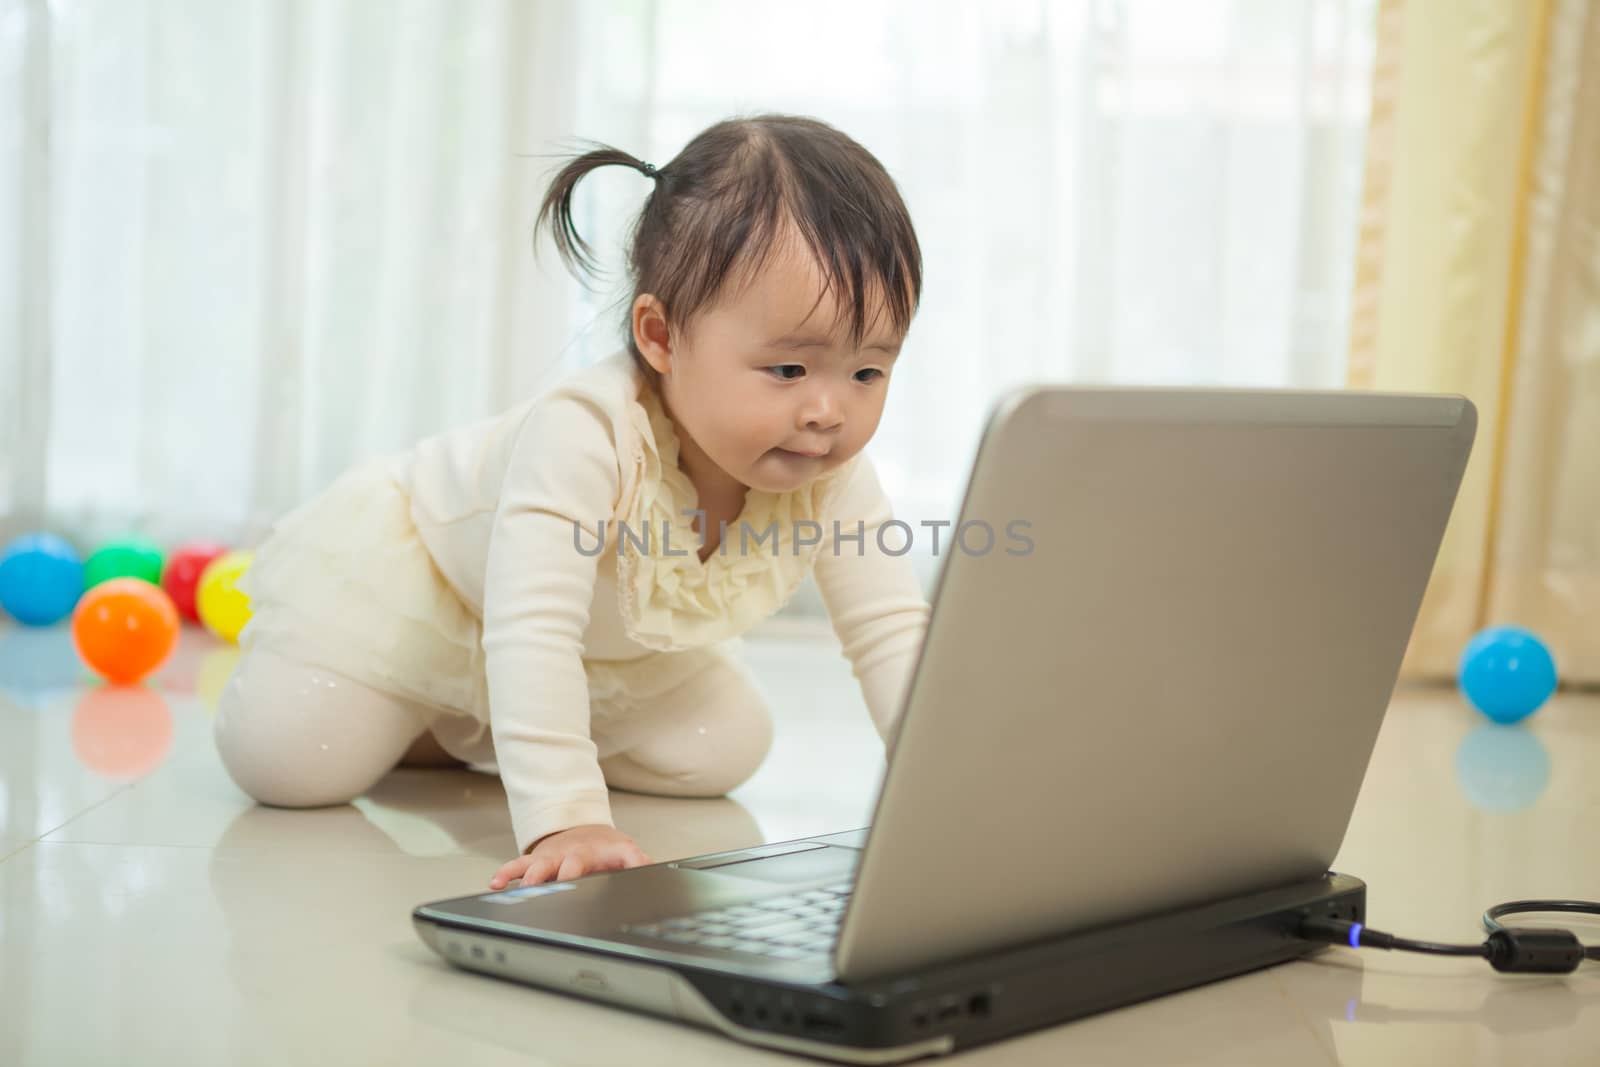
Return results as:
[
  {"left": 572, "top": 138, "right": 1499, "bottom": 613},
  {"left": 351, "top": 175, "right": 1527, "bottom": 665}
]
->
[
  {"left": 1454, "top": 723, "right": 1552, "bottom": 812},
  {"left": 195, "top": 646, "right": 242, "bottom": 715},
  {"left": 71, "top": 685, "right": 174, "bottom": 780},
  {"left": 1343, "top": 979, "right": 1598, "bottom": 1034},
  {"left": 0, "top": 625, "right": 90, "bottom": 710}
]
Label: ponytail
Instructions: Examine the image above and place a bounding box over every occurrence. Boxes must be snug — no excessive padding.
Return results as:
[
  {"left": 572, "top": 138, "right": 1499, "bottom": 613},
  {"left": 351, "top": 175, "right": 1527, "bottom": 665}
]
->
[{"left": 533, "top": 143, "right": 660, "bottom": 284}]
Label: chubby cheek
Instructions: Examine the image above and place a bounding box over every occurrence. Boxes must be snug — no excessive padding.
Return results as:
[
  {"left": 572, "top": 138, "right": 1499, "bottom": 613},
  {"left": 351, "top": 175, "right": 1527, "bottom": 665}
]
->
[
  {"left": 737, "top": 413, "right": 787, "bottom": 458},
  {"left": 854, "top": 395, "right": 887, "bottom": 437},
  {"left": 827, "top": 417, "right": 874, "bottom": 463},
  {"left": 709, "top": 419, "right": 781, "bottom": 479}
]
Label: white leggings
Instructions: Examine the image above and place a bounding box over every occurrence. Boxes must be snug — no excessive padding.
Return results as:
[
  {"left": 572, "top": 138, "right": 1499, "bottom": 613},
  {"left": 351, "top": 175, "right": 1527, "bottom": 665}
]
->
[{"left": 212, "top": 646, "right": 775, "bottom": 811}]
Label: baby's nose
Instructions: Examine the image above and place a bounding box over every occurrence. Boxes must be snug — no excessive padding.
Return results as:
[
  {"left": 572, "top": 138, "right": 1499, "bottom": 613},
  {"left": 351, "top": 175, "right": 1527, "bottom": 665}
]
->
[{"left": 803, "top": 398, "right": 845, "bottom": 431}]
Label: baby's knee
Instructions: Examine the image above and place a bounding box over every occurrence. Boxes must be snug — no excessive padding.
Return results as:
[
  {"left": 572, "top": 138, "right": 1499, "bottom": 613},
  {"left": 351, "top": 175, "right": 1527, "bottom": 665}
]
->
[
  {"left": 600, "top": 692, "right": 775, "bottom": 798},
  {"left": 213, "top": 683, "right": 349, "bottom": 808},
  {"left": 213, "top": 647, "right": 421, "bottom": 808},
  {"left": 685, "top": 697, "right": 775, "bottom": 795}
]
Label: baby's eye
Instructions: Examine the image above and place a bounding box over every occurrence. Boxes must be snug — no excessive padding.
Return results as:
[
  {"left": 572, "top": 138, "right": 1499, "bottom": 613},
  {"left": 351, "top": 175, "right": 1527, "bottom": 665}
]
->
[
  {"left": 856, "top": 369, "right": 884, "bottom": 383},
  {"left": 766, "top": 365, "right": 805, "bottom": 381}
]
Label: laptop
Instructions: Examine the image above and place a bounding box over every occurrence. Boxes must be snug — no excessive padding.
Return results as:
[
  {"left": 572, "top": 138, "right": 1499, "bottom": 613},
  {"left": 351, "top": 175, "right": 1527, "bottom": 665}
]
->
[{"left": 414, "top": 384, "right": 1476, "bottom": 1062}]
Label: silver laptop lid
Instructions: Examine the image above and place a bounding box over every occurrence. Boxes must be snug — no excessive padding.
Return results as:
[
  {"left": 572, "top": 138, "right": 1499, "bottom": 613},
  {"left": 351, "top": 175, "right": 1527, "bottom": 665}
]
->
[{"left": 834, "top": 386, "right": 1476, "bottom": 981}]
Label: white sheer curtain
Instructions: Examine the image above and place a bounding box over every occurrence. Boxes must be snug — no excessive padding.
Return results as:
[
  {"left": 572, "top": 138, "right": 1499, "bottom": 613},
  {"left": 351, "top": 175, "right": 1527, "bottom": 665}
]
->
[
  {"left": 1, "top": 0, "right": 583, "bottom": 548},
  {"left": 1, "top": 0, "right": 1376, "bottom": 586}
]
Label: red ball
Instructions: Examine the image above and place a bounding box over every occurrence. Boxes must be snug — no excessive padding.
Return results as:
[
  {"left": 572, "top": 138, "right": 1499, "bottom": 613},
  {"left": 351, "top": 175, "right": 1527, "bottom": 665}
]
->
[
  {"left": 71, "top": 578, "right": 180, "bottom": 684},
  {"left": 161, "top": 542, "right": 227, "bottom": 623}
]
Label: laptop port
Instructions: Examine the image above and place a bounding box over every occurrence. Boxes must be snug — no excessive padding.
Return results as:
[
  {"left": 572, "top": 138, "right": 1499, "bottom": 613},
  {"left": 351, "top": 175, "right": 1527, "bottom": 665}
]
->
[
  {"left": 803, "top": 1014, "right": 846, "bottom": 1037},
  {"left": 968, "top": 992, "right": 991, "bottom": 1018}
]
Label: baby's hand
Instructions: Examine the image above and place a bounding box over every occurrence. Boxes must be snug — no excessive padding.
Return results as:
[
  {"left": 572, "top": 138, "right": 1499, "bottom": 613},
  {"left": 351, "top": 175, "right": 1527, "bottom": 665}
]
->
[{"left": 488, "top": 824, "right": 654, "bottom": 889}]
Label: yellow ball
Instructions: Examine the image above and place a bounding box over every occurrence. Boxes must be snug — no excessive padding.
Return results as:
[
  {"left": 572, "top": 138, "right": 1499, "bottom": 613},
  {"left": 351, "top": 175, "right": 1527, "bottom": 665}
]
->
[{"left": 196, "top": 550, "right": 254, "bottom": 644}]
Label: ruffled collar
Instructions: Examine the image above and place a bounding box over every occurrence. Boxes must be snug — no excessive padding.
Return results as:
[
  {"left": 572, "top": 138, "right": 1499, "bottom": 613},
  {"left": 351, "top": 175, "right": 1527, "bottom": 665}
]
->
[{"left": 614, "top": 379, "right": 855, "bottom": 651}]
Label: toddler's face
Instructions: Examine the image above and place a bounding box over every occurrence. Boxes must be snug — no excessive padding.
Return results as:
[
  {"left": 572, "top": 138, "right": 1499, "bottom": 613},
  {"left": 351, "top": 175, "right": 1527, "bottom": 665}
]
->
[{"left": 637, "top": 227, "right": 906, "bottom": 498}]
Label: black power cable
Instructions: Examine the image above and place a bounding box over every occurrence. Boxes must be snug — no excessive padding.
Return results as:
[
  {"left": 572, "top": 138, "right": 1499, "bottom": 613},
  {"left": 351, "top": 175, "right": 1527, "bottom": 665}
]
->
[{"left": 1298, "top": 899, "right": 1600, "bottom": 974}]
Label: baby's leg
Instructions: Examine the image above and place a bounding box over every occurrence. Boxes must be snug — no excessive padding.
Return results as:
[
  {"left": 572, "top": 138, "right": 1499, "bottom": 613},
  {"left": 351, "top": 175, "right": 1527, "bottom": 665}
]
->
[
  {"left": 214, "top": 645, "right": 436, "bottom": 807},
  {"left": 596, "top": 654, "right": 775, "bottom": 798}
]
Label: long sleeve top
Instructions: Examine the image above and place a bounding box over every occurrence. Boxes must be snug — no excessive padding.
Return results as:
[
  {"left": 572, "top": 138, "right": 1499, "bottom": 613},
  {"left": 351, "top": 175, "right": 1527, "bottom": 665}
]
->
[{"left": 399, "top": 349, "right": 930, "bottom": 854}]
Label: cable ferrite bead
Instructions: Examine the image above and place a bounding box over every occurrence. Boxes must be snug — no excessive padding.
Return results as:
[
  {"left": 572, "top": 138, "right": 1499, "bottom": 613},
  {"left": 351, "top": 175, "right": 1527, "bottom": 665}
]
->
[{"left": 1485, "top": 928, "right": 1585, "bottom": 974}]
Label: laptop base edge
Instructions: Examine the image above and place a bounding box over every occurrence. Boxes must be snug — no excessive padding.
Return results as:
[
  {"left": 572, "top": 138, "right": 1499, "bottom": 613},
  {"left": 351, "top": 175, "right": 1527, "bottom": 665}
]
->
[{"left": 415, "top": 872, "right": 1365, "bottom": 1064}]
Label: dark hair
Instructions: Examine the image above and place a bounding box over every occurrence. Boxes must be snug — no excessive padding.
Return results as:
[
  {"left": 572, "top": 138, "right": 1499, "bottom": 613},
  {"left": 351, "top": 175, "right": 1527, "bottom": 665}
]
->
[{"left": 534, "top": 114, "right": 922, "bottom": 384}]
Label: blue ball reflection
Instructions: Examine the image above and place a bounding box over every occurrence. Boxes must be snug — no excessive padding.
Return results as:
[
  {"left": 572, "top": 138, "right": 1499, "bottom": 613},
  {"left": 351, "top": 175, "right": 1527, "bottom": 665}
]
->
[{"left": 1455, "top": 723, "right": 1551, "bottom": 812}]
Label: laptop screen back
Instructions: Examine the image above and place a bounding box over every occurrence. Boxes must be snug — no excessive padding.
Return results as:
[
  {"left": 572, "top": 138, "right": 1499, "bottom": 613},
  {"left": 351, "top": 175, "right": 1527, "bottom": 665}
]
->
[{"left": 835, "top": 387, "right": 1476, "bottom": 981}]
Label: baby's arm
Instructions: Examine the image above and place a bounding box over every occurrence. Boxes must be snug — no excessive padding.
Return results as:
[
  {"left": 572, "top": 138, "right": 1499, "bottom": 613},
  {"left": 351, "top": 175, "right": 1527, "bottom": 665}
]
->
[
  {"left": 479, "top": 395, "right": 649, "bottom": 880},
  {"left": 812, "top": 454, "right": 932, "bottom": 745}
]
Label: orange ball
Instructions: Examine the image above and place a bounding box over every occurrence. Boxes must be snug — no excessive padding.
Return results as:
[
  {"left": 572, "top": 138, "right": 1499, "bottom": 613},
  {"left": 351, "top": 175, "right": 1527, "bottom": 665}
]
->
[{"left": 71, "top": 577, "right": 180, "bottom": 684}]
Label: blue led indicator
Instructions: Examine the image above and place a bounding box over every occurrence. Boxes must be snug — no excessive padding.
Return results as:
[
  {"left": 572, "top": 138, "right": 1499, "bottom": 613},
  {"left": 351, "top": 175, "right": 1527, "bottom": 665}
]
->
[{"left": 1348, "top": 923, "right": 1363, "bottom": 948}]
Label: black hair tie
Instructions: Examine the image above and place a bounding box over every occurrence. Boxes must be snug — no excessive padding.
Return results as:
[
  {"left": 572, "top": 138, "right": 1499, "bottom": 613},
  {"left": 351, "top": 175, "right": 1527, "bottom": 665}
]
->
[{"left": 639, "top": 161, "right": 660, "bottom": 180}]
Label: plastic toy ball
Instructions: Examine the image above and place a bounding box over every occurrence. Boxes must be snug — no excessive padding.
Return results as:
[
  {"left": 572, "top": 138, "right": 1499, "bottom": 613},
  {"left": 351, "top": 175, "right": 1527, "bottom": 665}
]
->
[
  {"left": 1458, "top": 626, "right": 1558, "bottom": 725},
  {"left": 161, "top": 542, "right": 228, "bottom": 623},
  {"left": 0, "top": 533, "right": 85, "bottom": 626},
  {"left": 197, "top": 550, "right": 254, "bottom": 644},
  {"left": 84, "top": 537, "right": 165, "bottom": 589},
  {"left": 72, "top": 578, "right": 180, "bottom": 683}
]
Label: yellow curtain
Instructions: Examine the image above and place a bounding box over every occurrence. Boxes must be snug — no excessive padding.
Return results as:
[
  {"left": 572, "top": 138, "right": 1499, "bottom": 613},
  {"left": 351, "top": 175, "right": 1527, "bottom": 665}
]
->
[{"left": 1349, "top": 0, "right": 1600, "bottom": 685}]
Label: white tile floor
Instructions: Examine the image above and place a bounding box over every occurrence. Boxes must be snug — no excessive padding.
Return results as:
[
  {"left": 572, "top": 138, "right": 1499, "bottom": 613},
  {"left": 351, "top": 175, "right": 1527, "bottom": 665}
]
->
[{"left": 2, "top": 622, "right": 1598, "bottom": 1065}]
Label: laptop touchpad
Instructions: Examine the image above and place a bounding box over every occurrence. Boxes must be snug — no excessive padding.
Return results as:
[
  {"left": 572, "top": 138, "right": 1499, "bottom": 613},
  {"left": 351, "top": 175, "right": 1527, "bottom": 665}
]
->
[{"left": 686, "top": 844, "right": 858, "bottom": 885}]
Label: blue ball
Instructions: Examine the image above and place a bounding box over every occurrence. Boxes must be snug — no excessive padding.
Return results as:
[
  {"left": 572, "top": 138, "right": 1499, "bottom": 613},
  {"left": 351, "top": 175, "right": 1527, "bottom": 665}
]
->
[
  {"left": 1458, "top": 626, "right": 1558, "bottom": 724},
  {"left": 0, "top": 533, "right": 85, "bottom": 627}
]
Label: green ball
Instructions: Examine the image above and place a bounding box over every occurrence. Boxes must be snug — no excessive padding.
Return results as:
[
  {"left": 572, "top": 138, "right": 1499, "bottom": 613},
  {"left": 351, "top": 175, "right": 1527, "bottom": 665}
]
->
[{"left": 84, "top": 538, "right": 165, "bottom": 589}]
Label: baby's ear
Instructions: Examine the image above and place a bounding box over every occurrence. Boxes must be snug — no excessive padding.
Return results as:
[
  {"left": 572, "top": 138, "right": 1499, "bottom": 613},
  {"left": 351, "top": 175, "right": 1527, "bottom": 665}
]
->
[{"left": 632, "top": 294, "right": 673, "bottom": 375}]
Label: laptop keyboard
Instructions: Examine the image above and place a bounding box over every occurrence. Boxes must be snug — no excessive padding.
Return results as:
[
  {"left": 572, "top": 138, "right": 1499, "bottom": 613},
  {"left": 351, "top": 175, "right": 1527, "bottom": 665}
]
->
[{"left": 621, "top": 879, "right": 853, "bottom": 960}]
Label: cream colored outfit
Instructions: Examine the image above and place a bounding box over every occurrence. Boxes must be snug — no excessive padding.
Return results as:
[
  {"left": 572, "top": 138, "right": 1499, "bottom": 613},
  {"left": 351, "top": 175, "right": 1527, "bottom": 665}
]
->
[{"left": 216, "top": 350, "right": 930, "bottom": 854}]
